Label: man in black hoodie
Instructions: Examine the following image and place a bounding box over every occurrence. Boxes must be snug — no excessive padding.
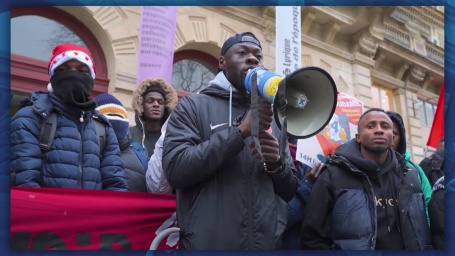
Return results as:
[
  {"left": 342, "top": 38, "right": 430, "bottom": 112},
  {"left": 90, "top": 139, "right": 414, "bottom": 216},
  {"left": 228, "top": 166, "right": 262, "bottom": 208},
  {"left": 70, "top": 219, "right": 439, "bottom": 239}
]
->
[
  {"left": 162, "top": 32, "right": 297, "bottom": 249},
  {"left": 301, "top": 108, "right": 431, "bottom": 250}
]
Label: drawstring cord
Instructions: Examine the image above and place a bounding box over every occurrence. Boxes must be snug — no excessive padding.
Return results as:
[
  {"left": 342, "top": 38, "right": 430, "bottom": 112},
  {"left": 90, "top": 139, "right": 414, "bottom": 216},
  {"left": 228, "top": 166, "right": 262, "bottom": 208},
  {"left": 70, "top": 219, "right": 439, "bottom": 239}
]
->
[
  {"left": 138, "top": 116, "right": 146, "bottom": 149},
  {"left": 229, "top": 86, "right": 232, "bottom": 127}
]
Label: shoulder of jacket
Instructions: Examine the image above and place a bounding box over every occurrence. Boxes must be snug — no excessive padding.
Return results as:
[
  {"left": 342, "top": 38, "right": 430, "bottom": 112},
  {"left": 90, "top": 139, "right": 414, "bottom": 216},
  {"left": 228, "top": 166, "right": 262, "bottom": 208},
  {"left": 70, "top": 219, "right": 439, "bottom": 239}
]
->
[{"left": 18, "top": 93, "right": 54, "bottom": 119}]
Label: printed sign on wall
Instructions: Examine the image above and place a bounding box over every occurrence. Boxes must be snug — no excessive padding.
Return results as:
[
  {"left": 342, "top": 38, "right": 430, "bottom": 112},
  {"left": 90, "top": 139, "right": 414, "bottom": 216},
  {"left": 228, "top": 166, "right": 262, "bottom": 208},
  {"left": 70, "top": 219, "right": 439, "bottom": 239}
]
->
[{"left": 296, "top": 92, "right": 364, "bottom": 167}]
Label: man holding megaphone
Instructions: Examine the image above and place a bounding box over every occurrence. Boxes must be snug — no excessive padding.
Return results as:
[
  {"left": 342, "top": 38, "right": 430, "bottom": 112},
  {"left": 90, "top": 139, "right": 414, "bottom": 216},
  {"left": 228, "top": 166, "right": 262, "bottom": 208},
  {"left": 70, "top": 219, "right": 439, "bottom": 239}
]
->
[{"left": 162, "top": 32, "right": 298, "bottom": 250}]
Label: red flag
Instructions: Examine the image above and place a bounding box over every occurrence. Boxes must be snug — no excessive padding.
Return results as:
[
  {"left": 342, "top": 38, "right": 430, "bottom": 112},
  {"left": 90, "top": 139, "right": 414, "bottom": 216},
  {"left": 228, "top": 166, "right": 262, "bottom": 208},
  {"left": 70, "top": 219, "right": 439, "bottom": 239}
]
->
[{"left": 427, "top": 82, "right": 444, "bottom": 149}]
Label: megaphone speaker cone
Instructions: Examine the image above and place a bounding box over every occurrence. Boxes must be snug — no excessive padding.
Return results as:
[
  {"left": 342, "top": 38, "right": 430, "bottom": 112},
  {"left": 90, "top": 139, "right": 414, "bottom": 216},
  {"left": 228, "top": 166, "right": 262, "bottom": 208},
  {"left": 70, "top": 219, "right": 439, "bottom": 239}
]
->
[{"left": 273, "top": 66, "right": 337, "bottom": 139}]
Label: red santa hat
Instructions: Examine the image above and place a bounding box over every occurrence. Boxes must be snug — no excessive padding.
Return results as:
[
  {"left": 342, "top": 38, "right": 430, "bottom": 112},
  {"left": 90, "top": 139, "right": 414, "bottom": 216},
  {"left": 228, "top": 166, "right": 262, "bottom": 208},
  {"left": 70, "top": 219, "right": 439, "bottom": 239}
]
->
[{"left": 47, "top": 44, "right": 96, "bottom": 91}]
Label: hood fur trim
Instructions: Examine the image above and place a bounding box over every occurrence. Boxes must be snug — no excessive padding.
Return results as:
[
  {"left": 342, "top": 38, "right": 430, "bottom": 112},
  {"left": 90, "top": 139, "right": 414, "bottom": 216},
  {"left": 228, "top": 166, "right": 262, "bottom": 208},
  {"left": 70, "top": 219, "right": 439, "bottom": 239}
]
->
[{"left": 132, "top": 78, "right": 178, "bottom": 116}]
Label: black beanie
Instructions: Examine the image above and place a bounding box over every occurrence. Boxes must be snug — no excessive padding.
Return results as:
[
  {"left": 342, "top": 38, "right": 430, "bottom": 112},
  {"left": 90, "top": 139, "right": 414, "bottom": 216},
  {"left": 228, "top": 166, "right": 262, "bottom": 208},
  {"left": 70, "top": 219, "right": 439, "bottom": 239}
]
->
[{"left": 142, "top": 86, "right": 166, "bottom": 99}]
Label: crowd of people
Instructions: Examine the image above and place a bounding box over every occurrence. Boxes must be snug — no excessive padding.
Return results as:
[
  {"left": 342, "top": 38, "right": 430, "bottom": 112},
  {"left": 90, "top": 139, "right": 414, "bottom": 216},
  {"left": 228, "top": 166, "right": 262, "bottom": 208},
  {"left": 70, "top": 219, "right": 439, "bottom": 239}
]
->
[{"left": 10, "top": 32, "right": 445, "bottom": 250}]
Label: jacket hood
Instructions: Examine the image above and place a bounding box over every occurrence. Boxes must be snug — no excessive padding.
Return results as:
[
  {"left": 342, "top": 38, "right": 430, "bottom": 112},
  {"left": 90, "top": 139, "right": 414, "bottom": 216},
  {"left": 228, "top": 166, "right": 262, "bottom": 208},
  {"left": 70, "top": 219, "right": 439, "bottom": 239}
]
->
[
  {"left": 333, "top": 139, "right": 382, "bottom": 175},
  {"left": 200, "top": 72, "right": 250, "bottom": 105},
  {"left": 132, "top": 78, "right": 178, "bottom": 123},
  {"left": 20, "top": 91, "right": 54, "bottom": 117},
  {"left": 386, "top": 111, "right": 406, "bottom": 155},
  {"left": 332, "top": 139, "right": 401, "bottom": 182}
]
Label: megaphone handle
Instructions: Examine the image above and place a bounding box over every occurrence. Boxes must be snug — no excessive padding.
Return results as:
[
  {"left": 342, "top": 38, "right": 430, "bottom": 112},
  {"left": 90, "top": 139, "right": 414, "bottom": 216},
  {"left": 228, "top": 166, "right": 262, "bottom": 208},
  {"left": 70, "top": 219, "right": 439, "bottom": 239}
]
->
[
  {"left": 250, "top": 71, "right": 264, "bottom": 161},
  {"left": 274, "top": 78, "right": 288, "bottom": 166}
]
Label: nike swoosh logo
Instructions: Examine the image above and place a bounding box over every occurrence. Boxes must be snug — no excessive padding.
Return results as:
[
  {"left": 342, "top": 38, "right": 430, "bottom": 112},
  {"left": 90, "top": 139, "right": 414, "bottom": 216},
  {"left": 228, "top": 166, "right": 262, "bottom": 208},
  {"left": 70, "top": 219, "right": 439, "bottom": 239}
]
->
[{"left": 210, "top": 123, "right": 228, "bottom": 130}]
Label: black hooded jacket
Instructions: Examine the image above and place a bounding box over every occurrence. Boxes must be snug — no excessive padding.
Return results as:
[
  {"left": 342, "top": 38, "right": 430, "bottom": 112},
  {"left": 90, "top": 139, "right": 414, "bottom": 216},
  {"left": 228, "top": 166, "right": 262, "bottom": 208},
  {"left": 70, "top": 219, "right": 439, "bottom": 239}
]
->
[
  {"left": 420, "top": 149, "right": 444, "bottom": 187},
  {"left": 162, "top": 74, "right": 297, "bottom": 250},
  {"left": 386, "top": 111, "right": 406, "bottom": 155},
  {"left": 301, "top": 139, "right": 431, "bottom": 250}
]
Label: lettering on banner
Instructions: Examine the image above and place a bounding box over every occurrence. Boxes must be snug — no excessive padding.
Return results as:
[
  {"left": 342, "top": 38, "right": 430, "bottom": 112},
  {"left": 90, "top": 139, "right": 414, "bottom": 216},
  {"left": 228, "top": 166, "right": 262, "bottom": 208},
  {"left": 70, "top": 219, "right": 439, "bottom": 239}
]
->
[
  {"left": 299, "top": 153, "right": 316, "bottom": 166},
  {"left": 139, "top": 7, "right": 176, "bottom": 63},
  {"left": 280, "top": 6, "right": 301, "bottom": 76},
  {"left": 11, "top": 232, "right": 132, "bottom": 250}
]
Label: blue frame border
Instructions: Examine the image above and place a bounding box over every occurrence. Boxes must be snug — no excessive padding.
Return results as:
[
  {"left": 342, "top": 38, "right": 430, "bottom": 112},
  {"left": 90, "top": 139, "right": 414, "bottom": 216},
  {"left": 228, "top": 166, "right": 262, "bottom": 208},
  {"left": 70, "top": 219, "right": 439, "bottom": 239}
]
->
[{"left": 1, "top": 1, "right": 453, "bottom": 255}]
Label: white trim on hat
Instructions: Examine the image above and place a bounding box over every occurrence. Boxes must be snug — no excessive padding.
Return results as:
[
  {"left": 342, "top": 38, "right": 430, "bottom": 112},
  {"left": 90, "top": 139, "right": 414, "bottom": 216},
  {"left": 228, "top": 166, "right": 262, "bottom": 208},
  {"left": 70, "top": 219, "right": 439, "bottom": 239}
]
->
[
  {"left": 101, "top": 115, "right": 130, "bottom": 122},
  {"left": 96, "top": 103, "right": 128, "bottom": 119},
  {"left": 49, "top": 50, "right": 96, "bottom": 79}
]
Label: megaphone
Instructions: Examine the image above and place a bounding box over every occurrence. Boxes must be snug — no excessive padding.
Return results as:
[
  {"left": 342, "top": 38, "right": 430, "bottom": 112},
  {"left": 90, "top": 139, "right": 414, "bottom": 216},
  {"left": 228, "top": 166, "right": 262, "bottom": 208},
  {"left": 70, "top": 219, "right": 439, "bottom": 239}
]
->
[{"left": 244, "top": 66, "right": 337, "bottom": 139}]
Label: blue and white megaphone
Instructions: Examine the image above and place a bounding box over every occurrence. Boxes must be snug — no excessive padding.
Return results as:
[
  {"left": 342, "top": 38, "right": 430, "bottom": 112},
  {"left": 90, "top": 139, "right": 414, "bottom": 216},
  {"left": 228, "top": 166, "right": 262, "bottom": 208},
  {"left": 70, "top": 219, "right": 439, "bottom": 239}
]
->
[{"left": 244, "top": 66, "right": 337, "bottom": 139}]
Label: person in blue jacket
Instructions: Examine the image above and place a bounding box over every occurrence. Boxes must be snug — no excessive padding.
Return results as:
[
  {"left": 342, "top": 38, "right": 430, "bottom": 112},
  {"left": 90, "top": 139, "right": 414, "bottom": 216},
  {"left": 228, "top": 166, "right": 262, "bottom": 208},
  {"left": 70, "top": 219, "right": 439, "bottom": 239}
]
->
[
  {"left": 281, "top": 137, "right": 325, "bottom": 249},
  {"left": 10, "top": 43, "right": 127, "bottom": 191}
]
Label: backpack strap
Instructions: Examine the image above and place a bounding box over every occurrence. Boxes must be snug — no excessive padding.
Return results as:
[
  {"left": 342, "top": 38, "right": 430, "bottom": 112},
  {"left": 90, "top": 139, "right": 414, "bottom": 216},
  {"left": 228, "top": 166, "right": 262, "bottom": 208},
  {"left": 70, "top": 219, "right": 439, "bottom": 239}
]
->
[
  {"left": 35, "top": 112, "right": 57, "bottom": 187},
  {"left": 134, "top": 149, "right": 148, "bottom": 171},
  {"left": 93, "top": 118, "right": 106, "bottom": 157},
  {"left": 38, "top": 112, "right": 57, "bottom": 160}
]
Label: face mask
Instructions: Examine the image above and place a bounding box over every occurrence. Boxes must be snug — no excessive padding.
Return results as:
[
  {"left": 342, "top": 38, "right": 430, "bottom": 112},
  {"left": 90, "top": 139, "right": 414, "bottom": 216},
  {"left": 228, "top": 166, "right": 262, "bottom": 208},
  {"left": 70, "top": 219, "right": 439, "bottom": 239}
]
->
[{"left": 50, "top": 71, "right": 95, "bottom": 109}]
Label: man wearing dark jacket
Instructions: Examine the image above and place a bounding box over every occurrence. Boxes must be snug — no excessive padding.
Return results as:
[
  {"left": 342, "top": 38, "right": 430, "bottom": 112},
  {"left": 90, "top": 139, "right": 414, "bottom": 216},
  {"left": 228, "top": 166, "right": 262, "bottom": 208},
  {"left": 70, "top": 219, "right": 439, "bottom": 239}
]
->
[
  {"left": 386, "top": 111, "right": 432, "bottom": 223},
  {"left": 162, "top": 32, "right": 297, "bottom": 249},
  {"left": 10, "top": 44, "right": 127, "bottom": 190},
  {"left": 429, "top": 176, "right": 444, "bottom": 250},
  {"left": 301, "top": 108, "right": 431, "bottom": 250}
]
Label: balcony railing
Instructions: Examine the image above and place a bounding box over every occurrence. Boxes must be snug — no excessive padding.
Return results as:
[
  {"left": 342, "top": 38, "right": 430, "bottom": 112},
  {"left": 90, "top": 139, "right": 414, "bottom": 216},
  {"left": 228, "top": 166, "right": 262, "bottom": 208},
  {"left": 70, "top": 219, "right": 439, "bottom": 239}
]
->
[
  {"left": 384, "top": 23, "right": 444, "bottom": 67},
  {"left": 426, "top": 43, "right": 444, "bottom": 66},
  {"left": 384, "top": 23, "right": 411, "bottom": 50}
]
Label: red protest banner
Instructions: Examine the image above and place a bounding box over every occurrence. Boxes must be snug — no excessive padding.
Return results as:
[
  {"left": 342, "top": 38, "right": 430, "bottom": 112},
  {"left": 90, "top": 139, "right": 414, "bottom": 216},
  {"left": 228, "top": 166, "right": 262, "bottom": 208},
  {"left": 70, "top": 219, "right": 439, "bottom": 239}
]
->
[{"left": 10, "top": 187, "right": 177, "bottom": 250}]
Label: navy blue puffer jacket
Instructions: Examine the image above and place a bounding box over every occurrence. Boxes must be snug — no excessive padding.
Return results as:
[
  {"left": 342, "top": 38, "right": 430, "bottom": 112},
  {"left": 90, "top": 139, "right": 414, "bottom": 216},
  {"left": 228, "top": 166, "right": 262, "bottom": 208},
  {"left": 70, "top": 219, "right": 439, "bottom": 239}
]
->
[{"left": 10, "top": 91, "right": 127, "bottom": 190}]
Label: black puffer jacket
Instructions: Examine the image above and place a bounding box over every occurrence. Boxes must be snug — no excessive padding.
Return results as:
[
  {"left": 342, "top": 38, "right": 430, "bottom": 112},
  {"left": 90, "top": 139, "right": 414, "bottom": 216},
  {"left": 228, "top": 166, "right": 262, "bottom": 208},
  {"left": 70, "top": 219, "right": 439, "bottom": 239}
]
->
[
  {"left": 429, "top": 176, "right": 444, "bottom": 250},
  {"left": 301, "top": 139, "right": 431, "bottom": 250},
  {"left": 162, "top": 72, "right": 297, "bottom": 250},
  {"left": 420, "top": 150, "right": 444, "bottom": 187}
]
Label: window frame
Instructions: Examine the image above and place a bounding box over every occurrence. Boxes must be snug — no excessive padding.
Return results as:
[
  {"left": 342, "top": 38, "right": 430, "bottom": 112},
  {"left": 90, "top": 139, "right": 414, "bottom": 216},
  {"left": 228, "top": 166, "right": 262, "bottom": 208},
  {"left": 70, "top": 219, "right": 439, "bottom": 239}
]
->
[
  {"left": 416, "top": 99, "right": 437, "bottom": 127},
  {"left": 172, "top": 50, "right": 218, "bottom": 98},
  {"left": 370, "top": 84, "right": 396, "bottom": 111},
  {"left": 10, "top": 6, "right": 109, "bottom": 97}
]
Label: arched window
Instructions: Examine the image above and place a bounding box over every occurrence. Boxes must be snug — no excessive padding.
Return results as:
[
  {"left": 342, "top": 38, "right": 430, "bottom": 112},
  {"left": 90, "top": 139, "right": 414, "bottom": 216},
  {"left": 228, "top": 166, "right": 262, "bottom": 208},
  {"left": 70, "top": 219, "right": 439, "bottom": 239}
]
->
[
  {"left": 10, "top": 6, "right": 109, "bottom": 97},
  {"left": 172, "top": 50, "right": 218, "bottom": 97}
]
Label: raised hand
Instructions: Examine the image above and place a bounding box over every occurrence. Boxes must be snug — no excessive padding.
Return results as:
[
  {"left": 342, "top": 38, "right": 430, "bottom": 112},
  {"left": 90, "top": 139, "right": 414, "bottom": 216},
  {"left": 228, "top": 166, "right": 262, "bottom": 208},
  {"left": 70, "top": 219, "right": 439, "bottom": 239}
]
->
[
  {"left": 304, "top": 162, "right": 325, "bottom": 184},
  {"left": 238, "top": 102, "right": 273, "bottom": 139}
]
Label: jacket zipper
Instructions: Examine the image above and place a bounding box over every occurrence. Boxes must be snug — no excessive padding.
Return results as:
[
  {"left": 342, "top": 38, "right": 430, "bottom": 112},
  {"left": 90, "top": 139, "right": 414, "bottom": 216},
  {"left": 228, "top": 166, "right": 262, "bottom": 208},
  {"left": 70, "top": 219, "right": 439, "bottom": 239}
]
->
[
  {"left": 78, "top": 112, "right": 84, "bottom": 189},
  {"left": 78, "top": 132, "right": 83, "bottom": 189}
]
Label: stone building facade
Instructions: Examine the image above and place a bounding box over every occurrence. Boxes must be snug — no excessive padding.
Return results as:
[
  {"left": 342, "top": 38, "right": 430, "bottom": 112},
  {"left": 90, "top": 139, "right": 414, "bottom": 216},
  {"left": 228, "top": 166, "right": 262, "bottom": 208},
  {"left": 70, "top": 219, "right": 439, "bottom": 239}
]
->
[{"left": 10, "top": 6, "right": 444, "bottom": 162}]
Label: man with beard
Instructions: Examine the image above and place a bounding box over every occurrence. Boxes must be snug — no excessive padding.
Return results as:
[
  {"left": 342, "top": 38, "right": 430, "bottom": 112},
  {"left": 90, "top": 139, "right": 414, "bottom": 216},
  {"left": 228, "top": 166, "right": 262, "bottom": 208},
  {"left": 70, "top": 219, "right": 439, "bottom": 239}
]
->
[
  {"left": 10, "top": 44, "right": 127, "bottom": 191},
  {"left": 301, "top": 108, "right": 430, "bottom": 250},
  {"left": 162, "top": 32, "right": 297, "bottom": 249}
]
